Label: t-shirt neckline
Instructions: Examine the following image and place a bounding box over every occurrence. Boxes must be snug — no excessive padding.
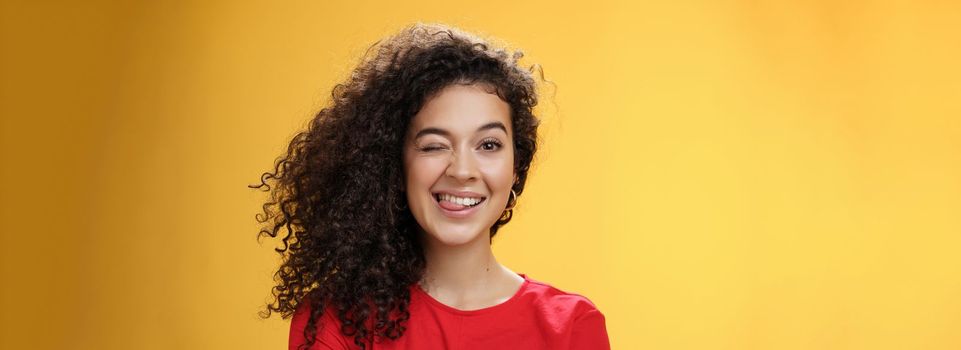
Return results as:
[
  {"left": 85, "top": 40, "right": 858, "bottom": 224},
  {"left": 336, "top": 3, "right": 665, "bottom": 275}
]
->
[{"left": 412, "top": 272, "right": 530, "bottom": 316}]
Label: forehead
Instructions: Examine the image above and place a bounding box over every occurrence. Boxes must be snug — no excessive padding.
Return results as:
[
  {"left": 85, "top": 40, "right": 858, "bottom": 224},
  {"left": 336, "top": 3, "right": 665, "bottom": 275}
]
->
[{"left": 408, "top": 84, "right": 512, "bottom": 135}]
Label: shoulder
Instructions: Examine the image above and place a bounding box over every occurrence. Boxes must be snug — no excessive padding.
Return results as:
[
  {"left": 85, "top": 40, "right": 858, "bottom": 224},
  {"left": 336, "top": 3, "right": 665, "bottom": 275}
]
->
[
  {"left": 519, "top": 275, "right": 606, "bottom": 324},
  {"left": 520, "top": 275, "right": 611, "bottom": 349},
  {"left": 289, "top": 299, "right": 354, "bottom": 350}
]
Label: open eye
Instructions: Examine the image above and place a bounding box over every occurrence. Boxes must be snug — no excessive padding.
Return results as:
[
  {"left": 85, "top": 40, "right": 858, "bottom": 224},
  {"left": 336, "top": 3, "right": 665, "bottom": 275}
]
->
[{"left": 480, "top": 138, "right": 503, "bottom": 151}]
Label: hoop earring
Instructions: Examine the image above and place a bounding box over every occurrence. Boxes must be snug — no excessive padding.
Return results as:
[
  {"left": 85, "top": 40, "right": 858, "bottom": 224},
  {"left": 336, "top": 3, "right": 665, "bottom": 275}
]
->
[{"left": 505, "top": 189, "right": 518, "bottom": 210}]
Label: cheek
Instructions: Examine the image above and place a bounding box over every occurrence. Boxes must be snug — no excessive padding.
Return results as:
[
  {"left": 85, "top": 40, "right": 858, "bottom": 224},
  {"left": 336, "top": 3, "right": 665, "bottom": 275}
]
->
[
  {"left": 404, "top": 156, "right": 442, "bottom": 190},
  {"left": 480, "top": 156, "right": 515, "bottom": 188}
]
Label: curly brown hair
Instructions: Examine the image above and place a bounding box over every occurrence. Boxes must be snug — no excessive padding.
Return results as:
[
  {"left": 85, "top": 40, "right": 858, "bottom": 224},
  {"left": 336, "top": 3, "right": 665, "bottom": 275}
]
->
[{"left": 250, "top": 23, "right": 542, "bottom": 349}]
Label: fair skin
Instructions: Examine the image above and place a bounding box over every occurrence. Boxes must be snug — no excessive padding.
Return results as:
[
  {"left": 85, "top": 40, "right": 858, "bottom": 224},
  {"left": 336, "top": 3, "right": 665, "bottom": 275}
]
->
[{"left": 402, "top": 83, "right": 525, "bottom": 311}]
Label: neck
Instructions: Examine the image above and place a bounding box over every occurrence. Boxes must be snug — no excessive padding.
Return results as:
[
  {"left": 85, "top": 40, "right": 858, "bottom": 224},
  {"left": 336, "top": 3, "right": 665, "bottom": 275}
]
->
[{"left": 419, "top": 231, "right": 505, "bottom": 296}]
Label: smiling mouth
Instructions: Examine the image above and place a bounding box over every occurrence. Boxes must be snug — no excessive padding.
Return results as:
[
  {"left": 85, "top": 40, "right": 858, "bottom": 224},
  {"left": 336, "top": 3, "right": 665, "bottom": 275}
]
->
[{"left": 433, "top": 193, "right": 487, "bottom": 208}]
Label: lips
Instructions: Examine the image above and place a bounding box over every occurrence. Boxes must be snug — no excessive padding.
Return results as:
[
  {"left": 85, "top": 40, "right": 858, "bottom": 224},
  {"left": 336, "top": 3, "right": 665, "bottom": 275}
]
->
[
  {"left": 432, "top": 191, "right": 487, "bottom": 218},
  {"left": 436, "top": 196, "right": 486, "bottom": 211}
]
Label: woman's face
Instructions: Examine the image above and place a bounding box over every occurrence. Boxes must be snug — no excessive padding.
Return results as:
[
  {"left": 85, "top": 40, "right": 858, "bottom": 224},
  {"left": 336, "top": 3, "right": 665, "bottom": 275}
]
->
[{"left": 403, "top": 83, "right": 516, "bottom": 247}]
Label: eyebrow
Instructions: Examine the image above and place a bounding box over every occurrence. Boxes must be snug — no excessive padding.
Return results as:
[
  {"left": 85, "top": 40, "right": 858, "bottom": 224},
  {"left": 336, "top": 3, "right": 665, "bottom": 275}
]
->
[{"left": 413, "top": 121, "right": 508, "bottom": 140}]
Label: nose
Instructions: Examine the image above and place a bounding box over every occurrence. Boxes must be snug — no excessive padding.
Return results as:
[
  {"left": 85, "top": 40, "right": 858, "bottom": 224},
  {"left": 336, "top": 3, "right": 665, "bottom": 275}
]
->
[{"left": 445, "top": 147, "right": 480, "bottom": 182}]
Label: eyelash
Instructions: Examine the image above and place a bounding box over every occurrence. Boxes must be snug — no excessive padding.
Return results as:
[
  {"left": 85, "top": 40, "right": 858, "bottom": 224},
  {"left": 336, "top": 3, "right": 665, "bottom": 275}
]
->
[
  {"left": 420, "top": 138, "right": 503, "bottom": 152},
  {"left": 479, "top": 138, "right": 503, "bottom": 151},
  {"left": 420, "top": 146, "right": 443, "bottom": 152}
]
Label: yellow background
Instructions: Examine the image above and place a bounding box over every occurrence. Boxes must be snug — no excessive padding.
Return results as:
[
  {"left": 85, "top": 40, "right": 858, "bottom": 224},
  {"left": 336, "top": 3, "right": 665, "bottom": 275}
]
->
[{"left": 2, "top": 1, "right": 960, "bottom": 349}]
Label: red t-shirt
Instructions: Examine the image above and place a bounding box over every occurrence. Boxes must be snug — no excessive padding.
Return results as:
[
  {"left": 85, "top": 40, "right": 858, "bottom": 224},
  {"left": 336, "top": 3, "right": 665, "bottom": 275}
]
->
[{"left": 289, "top": 273, "right": 610, "bottom": 349}]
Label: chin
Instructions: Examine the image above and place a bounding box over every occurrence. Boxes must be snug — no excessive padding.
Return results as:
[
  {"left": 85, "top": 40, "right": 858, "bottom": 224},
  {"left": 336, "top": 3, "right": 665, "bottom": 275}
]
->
[{"left": 424, "top": 224, "right": 487, "bottom": 246}]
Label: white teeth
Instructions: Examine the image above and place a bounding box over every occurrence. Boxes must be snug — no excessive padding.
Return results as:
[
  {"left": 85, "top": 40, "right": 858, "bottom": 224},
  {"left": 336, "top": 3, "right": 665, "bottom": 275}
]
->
[{"left": 438, "top": 193, "right": 484, "bottom": 206}]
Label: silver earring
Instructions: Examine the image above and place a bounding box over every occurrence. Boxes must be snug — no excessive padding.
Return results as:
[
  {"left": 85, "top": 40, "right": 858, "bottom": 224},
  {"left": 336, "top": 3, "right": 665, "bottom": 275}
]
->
[{"left": 505, "top": 189, "right": 518, "bottom": 210}]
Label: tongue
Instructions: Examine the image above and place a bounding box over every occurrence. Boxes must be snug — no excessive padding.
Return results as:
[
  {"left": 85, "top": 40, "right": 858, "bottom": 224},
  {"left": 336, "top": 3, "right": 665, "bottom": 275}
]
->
[{"left": 439, "top": 200, "right": 468, "bottom": 211}]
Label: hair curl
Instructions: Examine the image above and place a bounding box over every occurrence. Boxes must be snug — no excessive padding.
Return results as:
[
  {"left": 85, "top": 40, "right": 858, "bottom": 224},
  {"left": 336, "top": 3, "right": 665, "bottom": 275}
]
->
[{"left": 250, "top": 23, "right": 542, "bottom": 349}]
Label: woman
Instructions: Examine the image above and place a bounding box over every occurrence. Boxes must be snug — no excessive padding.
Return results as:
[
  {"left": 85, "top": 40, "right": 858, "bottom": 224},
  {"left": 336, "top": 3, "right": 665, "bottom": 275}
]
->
[{"left": 252, "top": 23, "right": 610, "bottom": 349}]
